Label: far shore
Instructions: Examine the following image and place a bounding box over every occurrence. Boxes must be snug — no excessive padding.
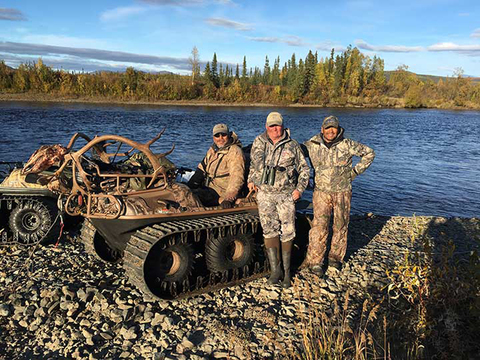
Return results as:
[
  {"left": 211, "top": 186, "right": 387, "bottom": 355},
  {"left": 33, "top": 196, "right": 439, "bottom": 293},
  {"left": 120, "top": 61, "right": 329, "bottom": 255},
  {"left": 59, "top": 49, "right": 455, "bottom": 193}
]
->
[{"left": 2, "top": 92, "right": 479, "bottom": 111}]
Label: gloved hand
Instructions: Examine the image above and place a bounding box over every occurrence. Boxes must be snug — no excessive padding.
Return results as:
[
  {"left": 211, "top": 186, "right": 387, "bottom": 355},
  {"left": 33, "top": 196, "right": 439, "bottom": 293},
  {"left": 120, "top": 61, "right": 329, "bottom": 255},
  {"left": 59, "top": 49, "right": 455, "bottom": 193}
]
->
[
  {"left": 220, "top": 200, "right": 233, "bottom": 209},
  {"left": 187, "top": 169, "right": 205, "bottom": 189}
]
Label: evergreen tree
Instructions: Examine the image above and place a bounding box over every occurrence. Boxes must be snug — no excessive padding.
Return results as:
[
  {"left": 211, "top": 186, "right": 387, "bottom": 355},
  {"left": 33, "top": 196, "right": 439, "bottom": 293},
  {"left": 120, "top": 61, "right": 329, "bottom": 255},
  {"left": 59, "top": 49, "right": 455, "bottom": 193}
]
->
[
  {"left": 242, "top": 56, "right": 247, "bottom": 80},
  {"left": 287, "top": 53, "right": 297, "bottom": 88},
  {"left": 224, "top": 64, "right": 231, "bottom": 86},
  {"left": 219, "top": 63, "right": 224, "bottom": 87},
  {"left": 271, "top": 56, "right": 280, "bottom": 86},
  {"left": 211, "top": 53, "right": 220, "bottom": 88},
  {"left": 304, "top": 50, "right": 316, "bottom": 95},
  {"left": 235, "top": 64, "right": 240, "bottom": 79},
  {"left": 263, "top": 56, "right": 271, "bottom": 85},
  {"left": 291, "top": 58, "right": 305, "bottom": 101},
  {"left": 281, "top": 62, "right": 288, "bottom": 86},
  {"left": 204, "top": 62, "right": 211, "bottom": 82}
]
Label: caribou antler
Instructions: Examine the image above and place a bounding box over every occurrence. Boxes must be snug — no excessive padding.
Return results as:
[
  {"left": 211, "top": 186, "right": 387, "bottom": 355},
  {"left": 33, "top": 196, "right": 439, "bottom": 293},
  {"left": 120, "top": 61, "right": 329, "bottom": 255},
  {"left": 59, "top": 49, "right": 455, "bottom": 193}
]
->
[
  {"left": 156, "top": 144, "right": 175, "bottom": 159},
  {"left": 146, "top": 128, "right": 166, "bottom": 147},
  {"left": 67, "top": 133, "right": 110, "bottom": 163},
  {"left": 66, "top": 133, "right": 92, "bottom": 150}
]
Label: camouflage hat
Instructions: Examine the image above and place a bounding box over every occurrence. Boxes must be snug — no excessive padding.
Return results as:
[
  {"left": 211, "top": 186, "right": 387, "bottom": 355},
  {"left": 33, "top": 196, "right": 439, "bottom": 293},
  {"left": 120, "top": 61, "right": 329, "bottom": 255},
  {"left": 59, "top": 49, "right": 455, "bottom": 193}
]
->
[
  {"left": 322, "top": 115, "right": 339, "bottom": 129},
  {"left": 266, "top": 112, "right": 283, "bottom": 126},
  {"left": 212, "top": 123, "right": 229, "bottom": 135}
]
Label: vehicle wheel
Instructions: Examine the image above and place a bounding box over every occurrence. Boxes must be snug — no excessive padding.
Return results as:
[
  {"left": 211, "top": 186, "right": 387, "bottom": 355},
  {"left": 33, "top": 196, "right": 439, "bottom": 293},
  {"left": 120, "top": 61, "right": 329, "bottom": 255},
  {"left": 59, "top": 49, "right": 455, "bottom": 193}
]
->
[
  {"left": 79, "top": 220, "right": 123, "bottom": 263},
  {"left": 9, "top": 199, "right": 59, "bottom": 244},
  {"left": 205, "top": 232, "right": 254, "bottom": 272},
  {"left": 144, "top": 241, "right": 194, "bottom": 284}
]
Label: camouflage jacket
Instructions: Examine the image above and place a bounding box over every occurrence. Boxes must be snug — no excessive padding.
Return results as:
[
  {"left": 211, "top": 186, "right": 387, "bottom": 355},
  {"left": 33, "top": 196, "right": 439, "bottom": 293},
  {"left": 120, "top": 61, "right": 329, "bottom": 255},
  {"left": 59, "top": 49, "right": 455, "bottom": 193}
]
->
[
  {"left": 198, "top": 132, "right": 245, "bottom": 200},
  {"left": 304, "top": 128, "right": 375, "bottom": 193},
  {"left": 248, "top": 129, "right": 310, "bottom": 194}
]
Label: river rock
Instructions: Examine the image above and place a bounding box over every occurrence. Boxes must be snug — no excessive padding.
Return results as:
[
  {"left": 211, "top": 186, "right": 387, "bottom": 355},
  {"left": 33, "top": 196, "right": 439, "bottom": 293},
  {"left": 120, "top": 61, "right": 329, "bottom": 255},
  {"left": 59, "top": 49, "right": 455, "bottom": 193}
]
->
[{"left": 0, "top": 216, "right": 477, "bottom": 359}]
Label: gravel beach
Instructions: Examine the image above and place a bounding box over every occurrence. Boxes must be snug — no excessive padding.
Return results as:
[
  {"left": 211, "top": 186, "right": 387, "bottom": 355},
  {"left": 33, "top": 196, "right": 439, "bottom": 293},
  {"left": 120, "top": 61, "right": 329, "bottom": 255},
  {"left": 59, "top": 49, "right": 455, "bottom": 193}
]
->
[{"left": 1, "top": 215, "right": 478, "bottom": 360}]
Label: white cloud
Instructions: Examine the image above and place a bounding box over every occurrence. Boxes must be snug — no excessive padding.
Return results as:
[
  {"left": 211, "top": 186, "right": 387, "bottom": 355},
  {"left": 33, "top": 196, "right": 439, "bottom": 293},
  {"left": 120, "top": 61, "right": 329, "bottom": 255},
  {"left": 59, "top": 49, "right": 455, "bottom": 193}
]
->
[
  {"left": 205, "top": 17, "right": 253, "bottom": 31},
  {"left": 315, "top": 41, "right": 346, "bottom": 52},
  {"left": 249, "top": 35, "right": 308, "bottom": 47},
  {"left": 355, "top": 39, "right": 424, "bottom": 52},
  {"left": 0, "top": 41, "right": 192, "bottom": 71},
  {"left": 140, "top": 0, "right": 234, "bottom": 4},
  {"left": 283, "top": 36, "right": 307, "bottom": 47},
  {"left": 248, "top": 37, "right": 278, "bottom": 43},
  {"left": 100, "top": 6, "right": 146, "bottom": 22},
  {"left": 139, "top": 0, "right": 203, "bottom": 5},
  {"left": 428, "top": 42, "right": 480, "bottom": 53},
  {"left": 21, "top": 35, "right": 108, "bottom": 49},
  {"left": 471, "top": 29, "right": 480, "bottom": 38},
  {"left": 0, "top": 8, "right": 25, "bottom": 21}
]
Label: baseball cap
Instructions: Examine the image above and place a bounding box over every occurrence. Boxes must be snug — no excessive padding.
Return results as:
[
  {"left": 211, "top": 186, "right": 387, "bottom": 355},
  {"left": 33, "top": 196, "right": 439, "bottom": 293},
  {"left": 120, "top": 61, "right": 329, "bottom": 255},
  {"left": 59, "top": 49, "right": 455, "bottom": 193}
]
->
[
  {"left": 212, "top": 123, "right": 229, "bottom": 136},
  {"left": 266, "top": 112, "right": 283, "bottom": 127},
  {"left": 322, "top": 115, "right": 339, "bottom": 129}
]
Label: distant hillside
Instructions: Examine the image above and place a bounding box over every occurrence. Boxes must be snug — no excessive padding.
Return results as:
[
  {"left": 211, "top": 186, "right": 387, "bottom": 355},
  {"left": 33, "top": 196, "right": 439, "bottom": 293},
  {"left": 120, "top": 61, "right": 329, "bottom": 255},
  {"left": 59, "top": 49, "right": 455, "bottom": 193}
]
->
[{"left": 385, "top": 70, "right": 480, "bottom": 84}]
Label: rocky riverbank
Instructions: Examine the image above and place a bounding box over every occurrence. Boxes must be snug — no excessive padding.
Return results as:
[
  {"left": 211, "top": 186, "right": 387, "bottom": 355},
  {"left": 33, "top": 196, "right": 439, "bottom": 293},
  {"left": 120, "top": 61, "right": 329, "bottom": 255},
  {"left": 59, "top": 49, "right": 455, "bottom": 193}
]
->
[
  {"left": 0, "top": 215, "right": 478, "bottom": 360},
  {"left": 2, "top": 93, "right": 480, "bottom": 110}
]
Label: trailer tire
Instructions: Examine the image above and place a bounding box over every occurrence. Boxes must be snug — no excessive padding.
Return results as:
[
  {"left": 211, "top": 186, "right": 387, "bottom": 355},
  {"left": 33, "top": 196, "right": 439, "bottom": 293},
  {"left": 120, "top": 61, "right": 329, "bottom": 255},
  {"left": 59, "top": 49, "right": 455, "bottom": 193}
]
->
[{"left": 9, "top": 199, "right": 59, "bottom": 244}]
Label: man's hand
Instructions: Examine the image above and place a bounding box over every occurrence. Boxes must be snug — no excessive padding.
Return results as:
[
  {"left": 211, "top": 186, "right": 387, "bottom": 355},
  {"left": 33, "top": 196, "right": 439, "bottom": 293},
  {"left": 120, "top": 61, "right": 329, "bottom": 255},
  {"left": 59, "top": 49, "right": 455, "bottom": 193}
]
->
[
  {"left": 292, "top": 189, "right": 301, "bottom": 202},
  {"left": 220, "top": 200, "right": 233, "bottom": 209},
  {"left": 247, "top": 182, "right": 257, "bottom": 192}
]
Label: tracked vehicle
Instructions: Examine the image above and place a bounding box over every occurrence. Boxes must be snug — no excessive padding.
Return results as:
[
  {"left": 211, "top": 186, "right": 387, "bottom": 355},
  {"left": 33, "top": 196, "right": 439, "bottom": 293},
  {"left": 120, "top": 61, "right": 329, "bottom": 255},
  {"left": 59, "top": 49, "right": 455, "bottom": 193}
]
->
[{"left": 19, "top": 130, "right": 271, "bottom": 300}]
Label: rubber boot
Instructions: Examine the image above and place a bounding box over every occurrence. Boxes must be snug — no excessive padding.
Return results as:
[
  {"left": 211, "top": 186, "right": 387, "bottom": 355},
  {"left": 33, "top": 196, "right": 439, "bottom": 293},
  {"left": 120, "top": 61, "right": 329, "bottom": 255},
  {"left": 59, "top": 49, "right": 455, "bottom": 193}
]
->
[
  {"left": 281, "top": 240, "right": 293, "bottom": 288},
  {"left": 265, "top": 236, "right": 282, "bottom": 284}
]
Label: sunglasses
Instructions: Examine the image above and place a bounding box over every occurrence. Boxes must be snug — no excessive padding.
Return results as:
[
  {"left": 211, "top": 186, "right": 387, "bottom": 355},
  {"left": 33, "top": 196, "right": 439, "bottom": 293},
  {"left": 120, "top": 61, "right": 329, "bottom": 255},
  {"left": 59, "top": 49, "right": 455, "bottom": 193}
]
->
[{"left": 214, "top": 133, "right": 228, "bottom": 138}]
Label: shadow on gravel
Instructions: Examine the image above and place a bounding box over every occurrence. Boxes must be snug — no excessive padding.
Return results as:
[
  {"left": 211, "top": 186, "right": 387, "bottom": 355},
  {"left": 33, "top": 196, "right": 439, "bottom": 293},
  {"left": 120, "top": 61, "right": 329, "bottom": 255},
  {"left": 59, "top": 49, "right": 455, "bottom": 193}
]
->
[
  {"left": 292, "top": 213, "right": 391, "bottom": 269},
  {"left": 424, "top": 217, "right": 479, "bottom": 256},
  {"left": 345, "top": 214, "right": 391, "bottom": 262}
]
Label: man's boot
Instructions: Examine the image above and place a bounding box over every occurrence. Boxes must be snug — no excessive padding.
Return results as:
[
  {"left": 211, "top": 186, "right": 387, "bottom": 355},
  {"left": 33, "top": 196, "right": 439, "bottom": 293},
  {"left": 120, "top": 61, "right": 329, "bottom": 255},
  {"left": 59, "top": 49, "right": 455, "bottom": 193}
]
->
[
  {"left": 265, "top": 236, "right": 282, "bottom": 284},
  {"left": 281, "top": 240, "right": 293, "bottom": 288}
]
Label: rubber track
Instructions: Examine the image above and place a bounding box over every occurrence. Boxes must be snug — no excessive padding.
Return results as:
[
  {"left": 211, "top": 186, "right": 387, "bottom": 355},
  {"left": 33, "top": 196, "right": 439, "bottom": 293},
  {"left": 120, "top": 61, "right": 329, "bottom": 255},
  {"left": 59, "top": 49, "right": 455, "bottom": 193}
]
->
[
  {"left": 123, "top": 212, "right": 265, "bottom": 300},
  {"left": 79, "top": 219, "right": 98, "bottom": 258}
]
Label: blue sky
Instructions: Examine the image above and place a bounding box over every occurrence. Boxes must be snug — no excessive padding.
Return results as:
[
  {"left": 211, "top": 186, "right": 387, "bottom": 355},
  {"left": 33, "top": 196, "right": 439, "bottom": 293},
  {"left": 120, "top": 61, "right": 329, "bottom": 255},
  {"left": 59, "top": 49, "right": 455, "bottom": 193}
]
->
[{"left": 1, "top": 0, "right": 479, "bottom": 77}]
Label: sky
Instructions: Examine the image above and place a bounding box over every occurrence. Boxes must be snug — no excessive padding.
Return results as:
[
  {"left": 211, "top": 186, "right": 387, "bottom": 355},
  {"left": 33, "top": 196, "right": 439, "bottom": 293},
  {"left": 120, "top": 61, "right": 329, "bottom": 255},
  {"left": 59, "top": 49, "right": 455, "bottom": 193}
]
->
[{"left": 1, "top": 0, "right": 479, "bottom": 77}]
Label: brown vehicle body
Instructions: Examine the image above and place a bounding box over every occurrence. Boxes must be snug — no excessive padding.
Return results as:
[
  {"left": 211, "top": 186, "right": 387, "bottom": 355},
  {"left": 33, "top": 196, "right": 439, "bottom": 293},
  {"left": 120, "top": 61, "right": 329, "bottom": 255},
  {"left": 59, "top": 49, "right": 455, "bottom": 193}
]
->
[{"left": 20, "top": 131, "right": 270, "bottom": 300}]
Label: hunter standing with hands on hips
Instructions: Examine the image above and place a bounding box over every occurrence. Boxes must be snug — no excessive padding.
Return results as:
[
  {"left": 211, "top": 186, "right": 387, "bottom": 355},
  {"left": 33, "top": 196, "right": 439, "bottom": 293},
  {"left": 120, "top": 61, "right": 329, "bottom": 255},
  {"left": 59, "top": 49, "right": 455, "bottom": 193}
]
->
[
  {"left": 304, "top": 115, "right": 375, "bottom": 276},
  {"left": 248, "top": 112, "right": 310, "bottom": 288}
]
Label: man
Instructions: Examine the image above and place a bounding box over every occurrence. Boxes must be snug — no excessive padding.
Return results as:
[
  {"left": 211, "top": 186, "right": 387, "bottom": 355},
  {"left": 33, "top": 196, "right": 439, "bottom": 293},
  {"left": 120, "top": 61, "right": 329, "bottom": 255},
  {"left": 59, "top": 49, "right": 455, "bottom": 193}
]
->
[
  {"left": 248, "top": 112, "right": 310, "bottom": 288},
  {"left": 188, "top": 123, "right": 245, "bottom": 208},
  {"left": 304, "top": 115, "right": 375, "bottom": 275}
]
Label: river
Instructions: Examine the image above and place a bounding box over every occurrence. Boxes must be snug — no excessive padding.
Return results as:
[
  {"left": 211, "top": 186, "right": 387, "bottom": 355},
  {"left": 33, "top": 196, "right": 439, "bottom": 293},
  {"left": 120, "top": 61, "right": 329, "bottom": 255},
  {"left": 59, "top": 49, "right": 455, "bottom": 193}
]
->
[{"left": 0, "top": 101, "right": 479, "bottom": 218}]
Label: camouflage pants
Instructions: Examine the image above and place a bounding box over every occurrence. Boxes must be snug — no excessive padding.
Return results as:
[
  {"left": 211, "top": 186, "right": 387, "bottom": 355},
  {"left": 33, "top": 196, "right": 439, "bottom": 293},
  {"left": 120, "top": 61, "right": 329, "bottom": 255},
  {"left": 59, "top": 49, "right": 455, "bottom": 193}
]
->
[
  {"left": 305, "top": 190, "right": 352, "bottom": 266},
  {"left": 257, "top": 189, "right": 296, "bottom": 242}
]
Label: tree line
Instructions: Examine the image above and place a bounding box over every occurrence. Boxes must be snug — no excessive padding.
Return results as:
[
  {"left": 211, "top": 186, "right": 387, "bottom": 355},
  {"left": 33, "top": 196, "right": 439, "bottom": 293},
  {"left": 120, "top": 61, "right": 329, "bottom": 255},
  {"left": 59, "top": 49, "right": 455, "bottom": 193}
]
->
[{"left": 1, "top": 47, "right": 479, "bottom": 109}]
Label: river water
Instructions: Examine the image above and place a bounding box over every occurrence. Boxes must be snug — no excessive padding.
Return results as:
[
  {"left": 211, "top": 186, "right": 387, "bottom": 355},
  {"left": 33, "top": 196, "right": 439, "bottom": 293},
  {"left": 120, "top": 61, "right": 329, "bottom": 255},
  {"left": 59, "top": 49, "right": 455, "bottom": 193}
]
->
[{"left": 0, "top": 101, "right": 479, "bottom": 218}]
